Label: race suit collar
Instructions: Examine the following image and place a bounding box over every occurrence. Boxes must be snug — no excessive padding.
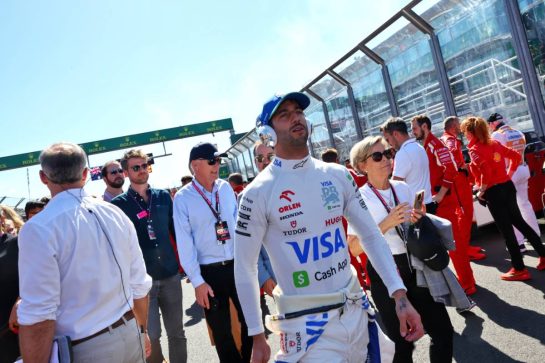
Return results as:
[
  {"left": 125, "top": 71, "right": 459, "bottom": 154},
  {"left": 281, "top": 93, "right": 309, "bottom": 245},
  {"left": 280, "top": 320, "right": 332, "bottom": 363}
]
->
[{"left": 271, "top": 155, "right": 312, "bottom": 171}]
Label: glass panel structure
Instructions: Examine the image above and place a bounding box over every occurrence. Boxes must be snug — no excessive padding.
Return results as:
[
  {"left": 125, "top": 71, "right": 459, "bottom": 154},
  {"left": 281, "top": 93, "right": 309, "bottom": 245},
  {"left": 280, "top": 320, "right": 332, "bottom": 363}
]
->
[
  {"left": 224, "top": 0, "right": 545, "bottom": 177},
  {"left": 417, "top": 0, "right": 532, "bottom": 130},
  {"left": 334, "top": 51, "right": 391, "bottom": 135},
  {"left": 519, "top": 0, "right": 545, "bottom": 106},
  {"left": 310, "top": 75, "right": 359, "bottom": 162},
  {"left": 305, "top": 95, "right": 332, "bottom": 158},
  {"left": 367, "top": 17, "right": 446, "bottom": 125}
]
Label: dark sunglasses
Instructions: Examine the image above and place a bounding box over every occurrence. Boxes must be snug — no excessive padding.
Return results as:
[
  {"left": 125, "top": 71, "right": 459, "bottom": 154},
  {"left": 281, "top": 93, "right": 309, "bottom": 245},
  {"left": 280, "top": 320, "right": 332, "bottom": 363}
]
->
[
  {"left": 130, "top": 163, "right": 149, "bottom": 172},
  {"left": 109, "top": 168, "right": 124, "bottom": 175},
  {"left": 367, "top": 149, "right": 395, "bottom": 162},
  {"left": 255, "top": 154, "right": 275, "bottom": 163},
  {"left": 198, "top": 157, "right": 221, "bottom": 166}
]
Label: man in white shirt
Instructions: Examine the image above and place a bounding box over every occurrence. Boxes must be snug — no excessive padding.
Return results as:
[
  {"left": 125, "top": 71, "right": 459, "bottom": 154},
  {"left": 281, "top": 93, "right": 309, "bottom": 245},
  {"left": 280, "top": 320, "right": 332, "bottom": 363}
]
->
[
  {"left": 381, "top": 117, "right": 434, "bottom": 212},
  {"left": 488, "top": 113, "right": 540, "bottom": 252},
  {"left": 173, "top": 142, "right": 252, "bottom": 363},
  {"left": 235, "top": 93, "right": 423, "bottom": 363},
  {"left": 17, "top": 142, "right": 152, "bottom": 363}
]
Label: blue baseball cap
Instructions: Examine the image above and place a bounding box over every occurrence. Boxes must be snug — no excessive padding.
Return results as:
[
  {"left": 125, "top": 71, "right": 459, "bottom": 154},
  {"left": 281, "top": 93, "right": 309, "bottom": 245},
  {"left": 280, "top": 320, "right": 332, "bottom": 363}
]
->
[{"left": 256, "top": 92, "right": 311, "bottom": 127}]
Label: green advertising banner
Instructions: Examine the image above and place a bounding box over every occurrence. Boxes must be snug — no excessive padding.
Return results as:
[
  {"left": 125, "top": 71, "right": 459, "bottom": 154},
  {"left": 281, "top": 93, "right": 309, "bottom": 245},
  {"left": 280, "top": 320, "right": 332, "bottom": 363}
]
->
[
  {"left": 0, "top": 118, "right": 233, "bottom": 171},
  {"left": 219, "top": 164, "right": 230, "bottom": 180}
]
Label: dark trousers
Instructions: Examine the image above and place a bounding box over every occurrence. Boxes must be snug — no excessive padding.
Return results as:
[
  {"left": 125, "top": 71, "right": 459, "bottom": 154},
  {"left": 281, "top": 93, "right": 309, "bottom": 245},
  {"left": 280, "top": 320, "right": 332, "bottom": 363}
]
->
[
  {"left": 200, "top": 263, "right": 252, "bottom": 363},
  {"left": 368, "top": 254, "right": 453, "bottom": 363},
  {"left": 0, "top": 330, "right": 20, "bottom": 363},
  {"left": 485, "top": 181, "right": 545, "bottom": 270}
]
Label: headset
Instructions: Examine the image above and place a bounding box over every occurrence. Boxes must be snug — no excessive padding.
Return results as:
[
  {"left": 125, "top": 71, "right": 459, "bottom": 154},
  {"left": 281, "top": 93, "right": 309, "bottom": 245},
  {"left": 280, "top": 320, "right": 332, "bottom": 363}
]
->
[{"left": 67, "top": 187, "right": 146, "bottom": 362}]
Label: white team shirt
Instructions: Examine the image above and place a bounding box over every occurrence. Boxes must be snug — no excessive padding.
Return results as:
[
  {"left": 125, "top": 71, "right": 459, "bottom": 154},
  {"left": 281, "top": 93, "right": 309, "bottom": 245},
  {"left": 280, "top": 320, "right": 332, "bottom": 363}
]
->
[
  {"left": 18, "top": 189, "right": 151, "bottom": 339},
  {"left": 234, "top": 156, "right": 405, "bottom": 335},
  {"left": 392, "top": 138, "right": 433, "bottom": 204},
  {"left": 348, "top": 180, "right": 410, "bottom": 255},
  {"left": 173, "top": 178, "right": 238, "bottom": 288},
  {"left": 492, "top": 124, "right": 526, "bottom": 160}
]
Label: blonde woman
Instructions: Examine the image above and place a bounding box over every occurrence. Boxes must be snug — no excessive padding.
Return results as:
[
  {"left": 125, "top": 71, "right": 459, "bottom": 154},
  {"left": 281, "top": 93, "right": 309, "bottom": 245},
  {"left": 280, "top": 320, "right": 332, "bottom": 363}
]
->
[{"left": 348, "top": 136, "right": 454, "bottom": 363}]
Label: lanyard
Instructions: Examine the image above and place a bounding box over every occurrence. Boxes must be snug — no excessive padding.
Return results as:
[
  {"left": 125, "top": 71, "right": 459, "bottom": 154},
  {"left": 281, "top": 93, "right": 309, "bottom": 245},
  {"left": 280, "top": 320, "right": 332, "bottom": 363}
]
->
[
  {"left": 367, "top": 182, "right": 405, "bottom": 241},
  {"left": 192, "top": 181, "right": 220, "bottom": 221},
  {"left": 129, "top": 187, "right": 153, "bottom": 222}
]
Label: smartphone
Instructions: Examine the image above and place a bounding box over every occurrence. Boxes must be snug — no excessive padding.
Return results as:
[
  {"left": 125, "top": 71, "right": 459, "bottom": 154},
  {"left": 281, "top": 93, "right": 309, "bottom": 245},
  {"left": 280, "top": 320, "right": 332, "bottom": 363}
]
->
[{"left": 413, "top": 190, "right": 425, "bottom": 210}]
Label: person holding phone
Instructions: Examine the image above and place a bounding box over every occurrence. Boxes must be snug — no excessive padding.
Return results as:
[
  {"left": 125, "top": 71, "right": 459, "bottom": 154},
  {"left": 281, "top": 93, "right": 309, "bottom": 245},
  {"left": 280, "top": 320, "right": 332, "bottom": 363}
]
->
[{"left": 348, "top": 135, "right": 454, "bottom": 363}]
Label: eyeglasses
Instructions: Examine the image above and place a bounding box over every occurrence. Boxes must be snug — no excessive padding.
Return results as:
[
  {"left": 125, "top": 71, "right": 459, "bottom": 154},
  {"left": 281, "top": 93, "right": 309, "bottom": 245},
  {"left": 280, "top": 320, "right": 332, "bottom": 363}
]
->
[
  {"left": 367, "top": 149, "right": 395, "bottom": 162},
  {"left": 255, "top": 154, "right": 275, "bottom": 163},
  {"left": 197, "top": 157, "right": 221, "bottom": 166},
  {"left": 130, "top": 163, "right": 149, "bottom": 172},
  {"left": 109, "top": 168, "right": 124, "bottom": 175}
]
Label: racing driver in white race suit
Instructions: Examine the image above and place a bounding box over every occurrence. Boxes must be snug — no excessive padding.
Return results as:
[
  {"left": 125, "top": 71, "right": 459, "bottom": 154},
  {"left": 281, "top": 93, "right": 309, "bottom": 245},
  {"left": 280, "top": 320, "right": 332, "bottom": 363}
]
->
[{"left": 234, "top": 92, "right": 424, "bottom": 363}]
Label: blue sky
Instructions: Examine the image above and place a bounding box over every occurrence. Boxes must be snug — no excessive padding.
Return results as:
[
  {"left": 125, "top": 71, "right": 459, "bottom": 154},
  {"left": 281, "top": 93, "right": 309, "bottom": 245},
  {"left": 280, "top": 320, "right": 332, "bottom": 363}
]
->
[{"left": 0, "top": 0, "right": 406, "bottom": 202}]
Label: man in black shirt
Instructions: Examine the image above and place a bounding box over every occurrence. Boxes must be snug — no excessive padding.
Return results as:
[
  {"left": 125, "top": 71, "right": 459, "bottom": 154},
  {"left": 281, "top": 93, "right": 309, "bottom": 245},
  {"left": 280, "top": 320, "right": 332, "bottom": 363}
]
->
[{"left": 112, "top": 149, "right": 187, "bottom": 363}]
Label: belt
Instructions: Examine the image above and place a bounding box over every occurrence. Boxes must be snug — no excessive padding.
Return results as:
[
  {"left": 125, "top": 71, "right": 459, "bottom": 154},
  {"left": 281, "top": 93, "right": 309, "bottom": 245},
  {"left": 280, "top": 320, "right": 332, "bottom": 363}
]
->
[
  {"left": 200, "top": 259, "right": 234, "bottom": 268},
  {"left": 72, "top": 310, "right": 135, "bottom": 346},
  {"left": 272, "top": 268, "right": 363, "bottom": 318}
]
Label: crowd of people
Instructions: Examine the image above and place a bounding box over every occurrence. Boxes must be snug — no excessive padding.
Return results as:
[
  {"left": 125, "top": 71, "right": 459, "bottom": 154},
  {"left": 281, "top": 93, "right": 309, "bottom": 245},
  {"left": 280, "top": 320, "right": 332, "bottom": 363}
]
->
[{"left": 1, "top": 91, "right": 544, "bottom": 363}]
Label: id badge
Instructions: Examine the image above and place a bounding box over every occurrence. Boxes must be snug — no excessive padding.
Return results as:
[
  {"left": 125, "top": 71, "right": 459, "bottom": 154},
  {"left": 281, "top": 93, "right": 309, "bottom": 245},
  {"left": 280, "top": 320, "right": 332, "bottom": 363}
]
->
[
  {"left": 147, "top": 223, "right": 157, "bottom": 240},
  {"left": 215, "top": 221, "right": 231, "bottom": 244},
  {"left": 137, "top": 210, "right": 148, "bottom": 219}
]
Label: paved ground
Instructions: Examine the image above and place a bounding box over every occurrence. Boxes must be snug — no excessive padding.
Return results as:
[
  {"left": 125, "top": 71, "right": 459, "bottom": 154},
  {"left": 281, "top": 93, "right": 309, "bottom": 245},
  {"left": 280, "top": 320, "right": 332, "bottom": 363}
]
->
[{"left": 160, "top": 222, "right": 545, "bottom": 362}]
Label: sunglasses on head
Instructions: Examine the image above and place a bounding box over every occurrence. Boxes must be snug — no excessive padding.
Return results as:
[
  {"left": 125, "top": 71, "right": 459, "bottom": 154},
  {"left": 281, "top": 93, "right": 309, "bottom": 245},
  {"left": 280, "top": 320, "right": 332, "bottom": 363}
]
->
[
  {"left": 198, "top": 157, "right": 221, "bottom": 166},
  {"left": 367, "top": 149, "right": 395, "bottom": 162},
  {"left": 255, "top": 154, "right": 275, "bottom": 163},
  {"left": 130, "top": 163, "right": 149, "bottom": 172},
  {"left": 109, "top": 168, "right": 124, "bottom": 175}
]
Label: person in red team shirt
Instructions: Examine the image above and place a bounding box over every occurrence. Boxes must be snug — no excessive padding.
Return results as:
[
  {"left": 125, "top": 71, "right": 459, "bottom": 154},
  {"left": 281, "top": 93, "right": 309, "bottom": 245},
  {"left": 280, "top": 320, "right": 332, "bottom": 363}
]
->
[
  {"left": 441, "top": 116, "right": 486, "bottom": 261},
  {"left": 461, "top": 116, "right": 545, "bottom": 281},
  {"left": 411, "top": 115, "right": 477, "bottom": 295}
]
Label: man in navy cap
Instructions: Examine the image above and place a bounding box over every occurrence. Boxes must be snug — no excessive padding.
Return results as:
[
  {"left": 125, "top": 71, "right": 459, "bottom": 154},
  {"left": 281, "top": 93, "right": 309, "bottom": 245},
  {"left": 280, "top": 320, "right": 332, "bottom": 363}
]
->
[
  {"left": 174, "top": 142, "right": 252, "bottom": 363},
  {"left": 234, "top": 93, "right": 423, "bottom": 362}
]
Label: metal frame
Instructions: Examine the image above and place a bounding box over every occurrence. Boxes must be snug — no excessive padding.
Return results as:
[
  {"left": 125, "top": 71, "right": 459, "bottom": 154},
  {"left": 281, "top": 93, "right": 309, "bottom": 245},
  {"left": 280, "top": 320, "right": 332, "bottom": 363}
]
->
[
  {"left": 220, "top": 0, "right": 545, "bottom": 175},
  {"left": 304, "top": 88, "right": 337, "bottom": 150},
  {"left": 504, "top": 0, "right": 545, "bottom": 137},
  {"left": 326, "top": 69, "right": 364, "bottom": 139},
  {"left": 402, "top": 8, "right": 457, "bottom": 117},
  {"left": 358, "top": 44, "right": 399, "bottom": 118}
]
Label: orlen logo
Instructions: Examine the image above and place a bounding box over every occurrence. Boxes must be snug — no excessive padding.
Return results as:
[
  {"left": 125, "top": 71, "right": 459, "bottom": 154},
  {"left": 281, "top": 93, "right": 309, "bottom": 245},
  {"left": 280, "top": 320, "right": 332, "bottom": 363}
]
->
[
  {"left": 325, "top": 215, "right": 342, "bottom": 227},
  {"left": 279, "top": 202, "right": 301, "bottom": 213},
  {"left": 280, "top": 190, "right": 295, "bottom": 202},
  {"left": 286, "top": 227, "right": 346, "bottom": 264}
]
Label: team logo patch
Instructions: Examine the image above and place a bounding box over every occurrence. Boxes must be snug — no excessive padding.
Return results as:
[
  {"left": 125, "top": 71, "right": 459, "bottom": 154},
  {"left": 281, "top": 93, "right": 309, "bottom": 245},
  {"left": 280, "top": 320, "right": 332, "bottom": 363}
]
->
[
  {"left": 293, "top": 270, "right": 310, "bottom": 288},
  {"left": 291, "top": 220, "right": 297, "bottom": 228},
  {"left": 320, "top": 181, "right": 341, "bottom": 210},
  {"left": 493, "top": 152, "right": 501, "bottom": 162},
  {"left": 279, "top": 190, "right": 302, "bottom": 214},
  {"left": 280, "top": 190, "right": 295, "bottom": 202},
  {"left": 293, "top": 158, "right": 309, "bottom": 169}
]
